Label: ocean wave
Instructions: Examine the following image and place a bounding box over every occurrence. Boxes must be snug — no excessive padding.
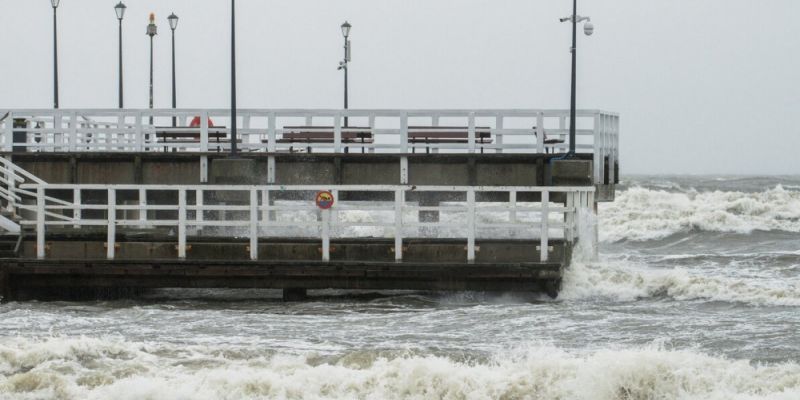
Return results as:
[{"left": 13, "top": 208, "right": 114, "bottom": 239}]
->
[
  {"left": 599, "top": 186, "right": 800, "bottom": 242},
  {"left": 561, "top": 260, "right": 800, "bottom": 307},
  {"left": 1, "top": 337, "right": 799, "bottom": 400}
]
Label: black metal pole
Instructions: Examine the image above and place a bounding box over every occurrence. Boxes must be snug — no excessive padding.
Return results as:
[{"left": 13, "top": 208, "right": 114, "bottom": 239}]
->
[
  {"left": 568, "top": 0, "right": 577, "bottom": 155},
  {"left": 230, "top": 0, "right": 238, "bottom": 156},
  {"left": 118, "top": 19, "right": 124, "bottom": 109},
  {"left": 53, "top": 6, "right": 59, "bottom": 109},
  {"left": 343, "top": 37, "right": 349, "bottom": 128},
  {"left": 171, "top": 28, "right": 177, "bottom": 127},
  {"left": 149, "top": 35, "right": 154, "bottom": 125}
]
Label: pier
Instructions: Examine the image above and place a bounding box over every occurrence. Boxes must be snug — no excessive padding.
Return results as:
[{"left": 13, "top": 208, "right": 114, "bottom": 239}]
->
[{"left": 0, "top": 108, "right": 618, "bottom": 300}]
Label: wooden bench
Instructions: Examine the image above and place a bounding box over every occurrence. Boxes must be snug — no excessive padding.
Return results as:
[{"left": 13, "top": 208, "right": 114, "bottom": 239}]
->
[
  {"left": 408, "top": 126, "right": 493, "bottom": 153},
  {"left": 155, "top": 127, "right": 230, "bottom": 152},
  {"left": 268, "top": 126, "right": 374, "bottom": 153}
]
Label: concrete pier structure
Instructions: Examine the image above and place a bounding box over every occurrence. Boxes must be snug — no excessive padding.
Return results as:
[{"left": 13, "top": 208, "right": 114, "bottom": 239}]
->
[{"left": 0, "top": 108, "right": 618, "bottom": 300}]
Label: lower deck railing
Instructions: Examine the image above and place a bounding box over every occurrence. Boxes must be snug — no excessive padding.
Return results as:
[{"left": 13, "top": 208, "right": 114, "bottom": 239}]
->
[{"left": 16, "top": 184, "right": 595, "bottom": 263}]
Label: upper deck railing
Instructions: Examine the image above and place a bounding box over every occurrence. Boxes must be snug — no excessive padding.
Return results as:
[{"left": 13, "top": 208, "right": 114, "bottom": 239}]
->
[{"left": 0, "top": 108, "right": 619, "bottom": 184}]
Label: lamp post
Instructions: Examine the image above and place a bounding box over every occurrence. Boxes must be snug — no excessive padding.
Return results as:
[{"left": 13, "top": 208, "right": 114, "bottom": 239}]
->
[
  {"left": 230, "top": 0, "right": 238, "bottom": 156},
  {"left": 51, "top": 0, "right": 60, "bottom": 109},
  {"left": 115, "top": 2, "right": 126, "bottom": 109},
  {"left": 560, "top": 0, "right": 594, "bottom": 156},
  {"left": 168, "top": 13, "right": 179, "bottom": 127},
  {"left": 337, "top": 21, "right": 352, "bottom": 127},
  {"left": 146, "top": 13, "right": 157, "bottom": 125}
]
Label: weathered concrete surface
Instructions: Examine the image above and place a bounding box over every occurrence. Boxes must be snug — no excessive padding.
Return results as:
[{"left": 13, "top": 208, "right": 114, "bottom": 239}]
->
[
  {"left": 21, "top": 237, "right": 570, "bottom": 264},
  {"left": 7, "top": 153, "right": 587, "bottom": 187},
  {"left": 1, "top": 258, "right": 564, "bottom": 301},
  {"left": 551, "top": 159, "right": 593, "bottom": 186}
]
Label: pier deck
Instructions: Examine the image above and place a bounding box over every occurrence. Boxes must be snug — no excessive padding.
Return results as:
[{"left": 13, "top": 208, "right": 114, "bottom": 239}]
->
[{"left": 0, "top": 108, "right": 616, "bottom": 300}]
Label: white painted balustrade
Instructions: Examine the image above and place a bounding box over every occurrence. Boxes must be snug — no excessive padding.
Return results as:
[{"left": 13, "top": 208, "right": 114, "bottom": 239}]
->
[
  {"left": 14, "top": 183, "right": 595, "bottom": 263},
  {"left": 0, "top": 109, "right": 619, "bottom": 185}
]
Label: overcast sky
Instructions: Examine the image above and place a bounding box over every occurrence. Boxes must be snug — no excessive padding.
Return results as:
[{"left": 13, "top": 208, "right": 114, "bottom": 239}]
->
[{"left": 1, "top": 0, "right": 798, "bottom": 175}]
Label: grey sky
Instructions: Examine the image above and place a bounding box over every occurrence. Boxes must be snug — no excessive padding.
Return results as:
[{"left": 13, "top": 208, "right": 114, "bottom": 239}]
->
[{"left": 1, "top": 0, "right": 798, "bottom": 175}]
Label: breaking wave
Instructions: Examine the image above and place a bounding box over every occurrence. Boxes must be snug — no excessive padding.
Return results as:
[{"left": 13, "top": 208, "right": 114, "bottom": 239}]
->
[
  {"left": 1, "top": 337, "right": 799, "bottom": 400},
  {"left": 561, "top": 260, "right": 800, "bottom": 307},
  {"left": 599, "top": 185, "right": 800, "bottom": 242}
]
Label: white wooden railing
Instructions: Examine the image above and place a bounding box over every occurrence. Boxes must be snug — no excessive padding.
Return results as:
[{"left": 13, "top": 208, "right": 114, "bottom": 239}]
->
[
  {"left": 0, "top": 108, "right": 619, "bottom": 184},
  {"left": 15, "top": 183, "right": 595, "bottom": 263}
]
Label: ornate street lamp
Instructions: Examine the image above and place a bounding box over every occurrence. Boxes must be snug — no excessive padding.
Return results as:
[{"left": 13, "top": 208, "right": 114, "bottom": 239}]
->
[
  {"left": 337, "top": 21, "right": 352, "bottom": 127},
  {"left": 115, "top": 2, "right": 127, "bottom": 108},
  {"left": 168, "top": 13, "right": 179, "bottom": 126},
  {"left": 51, "top": 0, "right": 61, "bottom": 109},
  {"left": 560, "top": 0, "right": 594, "bottom": 156},
  {"left": 230, "top": 0, "right": 238, "bottom": 156},
  {"left": 146, "top": 13, "right": 157, "bottom": 125}
]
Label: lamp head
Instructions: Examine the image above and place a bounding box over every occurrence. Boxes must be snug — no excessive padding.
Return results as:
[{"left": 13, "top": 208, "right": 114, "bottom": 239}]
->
[
  {"left": 583, "top": 21, "right": 594, "bottom": 36},
  {"left": 168, "top": 13, "right": 179, "bottom": 30},
  {"left": 51, "top": 0, "right": 60, "bottom": 8},
  {"left": 114, "top": 2, "right": 126, "bottom": 21},
  {"left": 341, "top": 21, "right": 351, "bottom": 38}
]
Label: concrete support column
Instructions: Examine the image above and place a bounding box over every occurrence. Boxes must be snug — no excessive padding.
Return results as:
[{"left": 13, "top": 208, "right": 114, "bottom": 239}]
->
[
  {"left": 282, "top": 288, "right": 307, "bottom": 302},
  {"left": 0, "top": 265, "right": 10, "bottom": 303}
]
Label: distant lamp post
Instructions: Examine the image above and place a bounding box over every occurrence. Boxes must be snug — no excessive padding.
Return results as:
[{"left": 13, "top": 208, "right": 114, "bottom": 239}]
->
[
  {"left": 146, "top": 13, "right": 157, "bottom": 125},
  {"left": 230, "top": 0, "right": 238, "bottom": 156},
  {"left": 560, "top": 0, "right": 594, "bottom": 156},
  {"left": 51, "top": 0, "right": 61, "bottom": 109},
  {"left": 337, "top": 21, "right": 352, "bottom": 127},
  {"left": 115, "top": 2, "right": 126, "bottom": 109},
  {"left": 168, "top": 13, "right": 179, "bottom": 127}
]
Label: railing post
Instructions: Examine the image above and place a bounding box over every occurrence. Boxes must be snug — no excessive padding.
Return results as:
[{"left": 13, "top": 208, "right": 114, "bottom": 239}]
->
[
  {"left": 135, "top": 111, "right": 144, "bottom": 152},
  {"left": 467, "top": 112, "right": 476, "bottom": 154},
  {"left": 267, "top": 112, "right": 277, "bottom": 152},
  {"left": 400, "top": 112, "right": 408, "bottom": 154},
  {"left": 394, "top": 188, "right": 403, "bottom": 262},
  {"left": 178, "top": 189, "right": 186, "bottom": 259},
  {"left": 509, "top": 190, "right": 517, "bottom": 223},
  {"left": 321, "top": 208, "right": 330, "bottom": 262},
  {"left": 540, "top": 190, "right": 549, "bottom": 262},
  {"left": 249, "top": 188, "right": 258, "bottom": 260},
  {"left": 73, "top": 188, "right": 81, "bottom": 229},
  {"left": 116, "top": 113, "right": 125, "bottom": 151},
  {"left": 200, "top": 110, "right": 209, "bottom": 152},
  {"left": 138, "top": 188, "right": 147, "bottom": 228},
  {"left": 566, "top": 191, "right": 575, "bottom": 243},
  {"left": 267, "top": 112, "right": 276, "bottom": 182},
  {"left": 195, "top": 189, "right": 204, "bottom": 224},
  {"left": 53, "top": 112, "right": 62, "bottom": 152},
  {"left": 593, "top": 112, "right": 602, "bottom": 185},
  {"left": 333, "top": 113, "right": 342, "bottom": 153},
  {"left": 3, "top": 111, "right": 12, "bottom": 152},
  {"left": 107, "top": 189, "right": 116, "bottom": 260},
  {"left": 537, "top": 112, "right": 545, "bottom": 154},
  {"left": 36, "top": 187, "right": 45, "bottom": 260},
  {"left": 495, "top": 115, "right": 504, "bottom": 154},
  {"left": 68, "top": 111, "right": 78, "bottom": 152},
  {"left": 467, "top": 189, "right": 476, "bottom": 263}
]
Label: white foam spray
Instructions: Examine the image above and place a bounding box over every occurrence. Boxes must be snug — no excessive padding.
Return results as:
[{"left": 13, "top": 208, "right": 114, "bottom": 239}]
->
[
  {"left": 600, "top": 186, "right": 800, "bottom": 242},
  {"left": 1, "top": 337, "right": 799, "bottom": 400}
]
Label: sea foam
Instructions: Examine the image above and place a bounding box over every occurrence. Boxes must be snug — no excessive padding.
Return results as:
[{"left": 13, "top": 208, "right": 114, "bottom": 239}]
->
[
  {"left": 1, "top": 336, "right": 799, "bottom": 400},
  {"left": 560, "top": 259, "right": 800, "bottom": 307},
  {"left": 599, "top": 186, "right": 800, "bottom": 242}
]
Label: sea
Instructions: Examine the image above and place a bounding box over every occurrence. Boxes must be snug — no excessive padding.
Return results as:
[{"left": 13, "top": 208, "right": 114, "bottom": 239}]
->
[{"left": 1, "top": 175, "right": 799, "bottom": 399}]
